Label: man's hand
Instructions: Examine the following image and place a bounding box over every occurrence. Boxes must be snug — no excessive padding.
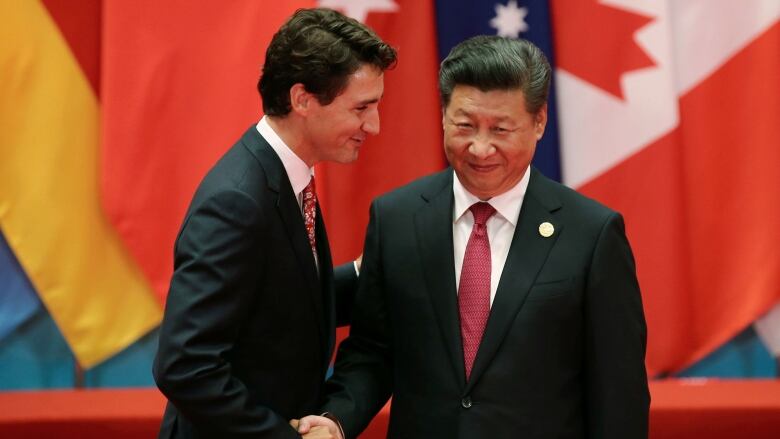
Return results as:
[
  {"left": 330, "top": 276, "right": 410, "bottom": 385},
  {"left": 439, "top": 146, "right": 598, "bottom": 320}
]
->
[
  {"left": 296, "top": 415, "right": 344, "bottom": 439},
  {"left": 302, "top": 426, "right": 338, "bottom": 438}
]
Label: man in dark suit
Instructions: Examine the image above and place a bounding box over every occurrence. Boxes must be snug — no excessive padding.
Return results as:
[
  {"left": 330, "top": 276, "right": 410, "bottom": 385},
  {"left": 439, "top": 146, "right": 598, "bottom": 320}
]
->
[
  {"left": 298, "top": 36, "right": 649, "bottom": 438},
  {"left": 152, "top": 9, "right": 396, "bottom": 439}
]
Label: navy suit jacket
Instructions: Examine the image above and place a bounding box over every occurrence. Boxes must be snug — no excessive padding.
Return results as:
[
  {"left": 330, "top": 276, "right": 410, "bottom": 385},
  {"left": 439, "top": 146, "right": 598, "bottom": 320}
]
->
[
  {"left": 324, "top": 168, "right": 649, "bottom": 439},
  {"left": 154, "top": 126, "right": 357, "bottom": 438}
]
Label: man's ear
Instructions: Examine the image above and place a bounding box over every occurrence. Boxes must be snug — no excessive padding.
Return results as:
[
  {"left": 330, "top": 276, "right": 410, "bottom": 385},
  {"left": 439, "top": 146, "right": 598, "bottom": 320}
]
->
[
  {"left": 441, "top": 103, "right": 450, "bottom": 130},
  {"left": 534, "top": 103, "right": 548, "bottom": 140},
  {"left": 289, "top": 83, "right": 311, "bottom": 116}
]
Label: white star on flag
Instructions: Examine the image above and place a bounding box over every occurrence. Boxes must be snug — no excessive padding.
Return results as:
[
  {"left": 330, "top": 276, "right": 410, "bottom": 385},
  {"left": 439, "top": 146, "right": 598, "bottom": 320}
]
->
[
  {"left": 490, "top": 0, "right": 529, "bottom": 38},
  {"left": 317, "top": 0, "right": 399, "bottom": 23}
]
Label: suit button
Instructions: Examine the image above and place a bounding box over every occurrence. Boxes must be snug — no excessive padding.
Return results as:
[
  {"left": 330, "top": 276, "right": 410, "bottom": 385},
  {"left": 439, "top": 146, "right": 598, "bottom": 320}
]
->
[{"left": 461, "top": 396, "right": 472, "bottom": 409}]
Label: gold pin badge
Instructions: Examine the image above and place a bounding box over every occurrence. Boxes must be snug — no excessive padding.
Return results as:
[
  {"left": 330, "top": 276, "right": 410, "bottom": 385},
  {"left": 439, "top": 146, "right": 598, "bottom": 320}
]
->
[{"left": 538, "top": 222, "right": 554, "bottom": 238}]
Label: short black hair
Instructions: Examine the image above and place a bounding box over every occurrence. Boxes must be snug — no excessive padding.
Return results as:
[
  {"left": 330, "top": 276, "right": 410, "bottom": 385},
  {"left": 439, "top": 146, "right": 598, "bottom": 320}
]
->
[
  {"left": 439, "top": 36, "right": 551, "bottom": 114},
  {"left": 259, "top": 8, "right": 397, "bottom": 116}
]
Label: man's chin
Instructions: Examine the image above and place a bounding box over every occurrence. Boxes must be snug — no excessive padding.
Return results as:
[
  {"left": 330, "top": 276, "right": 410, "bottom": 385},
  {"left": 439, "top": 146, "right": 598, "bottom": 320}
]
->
[
  {"left": 334, "top": 150, "right": 360, "bottom": 164},
  {"left": 459, "top": 176, "right": 501, "bottom": 199}
]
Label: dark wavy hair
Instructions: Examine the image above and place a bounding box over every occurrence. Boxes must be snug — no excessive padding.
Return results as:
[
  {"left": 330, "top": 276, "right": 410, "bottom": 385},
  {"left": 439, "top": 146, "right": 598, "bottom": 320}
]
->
[
  {"left": 439, "top": 36, "right": 551, "bottom": 114},
  {"left": 258, "top": 8, "right": 397, "bottom": 116}
]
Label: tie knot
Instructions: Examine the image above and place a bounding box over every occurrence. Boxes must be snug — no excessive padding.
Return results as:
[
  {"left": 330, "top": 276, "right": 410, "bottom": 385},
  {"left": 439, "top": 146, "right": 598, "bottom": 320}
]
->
[
  {"left": 303, "top": 177, "right": 316, "bottom": 201},
  {"left": 469, "top": 202, "right": 495, "bottom": 226}
]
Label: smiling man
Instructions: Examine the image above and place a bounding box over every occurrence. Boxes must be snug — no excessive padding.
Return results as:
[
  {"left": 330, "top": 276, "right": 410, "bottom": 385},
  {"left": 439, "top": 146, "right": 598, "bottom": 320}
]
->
[
  {"left": 298, "top": 36, "right": 649, "bottom": 439},
  {"left": 152, "top": 9, "right": 396, "bottom": 439}
]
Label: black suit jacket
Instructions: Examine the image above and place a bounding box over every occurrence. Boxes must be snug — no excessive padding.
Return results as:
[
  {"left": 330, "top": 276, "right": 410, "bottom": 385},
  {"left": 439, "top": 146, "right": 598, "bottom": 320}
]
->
[
  {"left": 324, "top": 168, "right": 649, "bottom": 439},
  {"left": 153, "top": 126, "right": 357, "bottom": 439}
]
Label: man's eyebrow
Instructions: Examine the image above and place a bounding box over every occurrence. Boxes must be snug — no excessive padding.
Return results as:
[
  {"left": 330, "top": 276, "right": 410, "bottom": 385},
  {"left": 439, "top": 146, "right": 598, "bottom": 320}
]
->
[{"left": 356, "top": 94, "right": 383, "bottom": 106}]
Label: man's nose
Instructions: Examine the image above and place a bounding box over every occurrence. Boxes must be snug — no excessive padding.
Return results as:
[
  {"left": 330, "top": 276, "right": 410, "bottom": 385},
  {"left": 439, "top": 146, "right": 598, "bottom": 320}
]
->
[
  {"left": 469, "top": 134, "right": 495, "bottom": 159},
  {"left": 362, "top": 107, "right": 380, "bottom": 135}
]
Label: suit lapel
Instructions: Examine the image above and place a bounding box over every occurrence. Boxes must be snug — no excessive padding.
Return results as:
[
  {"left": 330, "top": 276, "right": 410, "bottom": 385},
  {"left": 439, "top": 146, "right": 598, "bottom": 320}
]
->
[
  {"left": 414, "top": 170, "right": 467, "bottom": 382},
  {"left": 241, "top": 127, "right": 325, "bottom": 345},
  {"left": 466, "top": 169, "right": 563, "bottom": 392},
  {"left": 277, "top": 182, "right": 321, "bottom": 295},
  {"left": 315, "top": 203, "right": 336, "bottom": 365}
]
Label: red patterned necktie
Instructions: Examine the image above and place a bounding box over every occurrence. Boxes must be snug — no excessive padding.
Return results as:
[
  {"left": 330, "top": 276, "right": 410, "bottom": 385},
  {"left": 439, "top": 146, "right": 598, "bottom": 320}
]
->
[
  {"left": 302, "top": 177, "right": 317, "bottom": 259},
  {"left": 458, "top": 202, "right": 496, "bottom": 380}
]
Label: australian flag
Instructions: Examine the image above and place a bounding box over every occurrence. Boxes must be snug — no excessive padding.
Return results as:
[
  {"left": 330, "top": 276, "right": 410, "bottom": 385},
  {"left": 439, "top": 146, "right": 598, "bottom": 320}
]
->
[{"left": 435, "top": 0, "right": 562, "bottom": 182}]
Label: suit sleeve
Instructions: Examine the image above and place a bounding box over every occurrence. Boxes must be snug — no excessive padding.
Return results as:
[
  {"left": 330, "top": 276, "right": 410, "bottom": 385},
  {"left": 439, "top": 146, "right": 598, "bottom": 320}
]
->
[
  {"left": 153, "top": 189, "right": 299, "bottom": 438},
  {"left": 333, "top": 262, "right": 359, "bottom": 327},
  {"left": 323, "top": 201, "right": 394, "bottom": 439},
  {"left": 584, "top": 212, "right": 650, "bottom": 438}
]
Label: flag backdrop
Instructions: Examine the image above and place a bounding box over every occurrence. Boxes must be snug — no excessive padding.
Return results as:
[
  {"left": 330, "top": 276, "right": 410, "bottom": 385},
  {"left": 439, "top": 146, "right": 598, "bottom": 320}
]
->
[
  {"left": 0, "top": 0, "right": 161, "bottom": 368},
  {"left": 0, "top": 232, "right": 40, "bottom": 341},
  {"left": 100, "top": 0, "right": 314, "bottom": 302},
  {"left": 0, "top": 0, "right": 778, "bottom": 377},
  {"left": 551, "top": 0, "right": 780, "bottom": 375}
]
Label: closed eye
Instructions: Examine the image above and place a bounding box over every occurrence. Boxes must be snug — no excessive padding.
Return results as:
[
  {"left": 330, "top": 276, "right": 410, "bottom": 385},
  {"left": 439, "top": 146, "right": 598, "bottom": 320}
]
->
[{"left": 491, "top": 126, "right": 518, "bottom": 135}]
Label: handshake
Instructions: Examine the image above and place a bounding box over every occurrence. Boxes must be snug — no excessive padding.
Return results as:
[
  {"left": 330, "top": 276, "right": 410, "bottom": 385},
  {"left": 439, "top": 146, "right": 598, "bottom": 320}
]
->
[{"left": 290, "top": 414, "right": 345, "bottom": 439}]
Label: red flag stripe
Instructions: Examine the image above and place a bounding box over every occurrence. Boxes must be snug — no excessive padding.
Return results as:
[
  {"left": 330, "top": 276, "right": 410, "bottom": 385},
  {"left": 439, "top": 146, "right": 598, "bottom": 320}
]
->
[
  {"left": 580, "top": 21, "right": 780, "bottom": 374},
  {"left": 101, "top": 1, "right": 314, "bottom": 301},
  {"left": 41, "top": 0, "right": 101, "bottom": 97}
]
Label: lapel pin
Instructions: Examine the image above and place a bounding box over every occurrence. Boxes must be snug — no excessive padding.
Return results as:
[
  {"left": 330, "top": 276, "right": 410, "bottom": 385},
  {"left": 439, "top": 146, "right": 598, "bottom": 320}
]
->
[{"left": 538, "top": 222, "right": 554, "bottom": 238}]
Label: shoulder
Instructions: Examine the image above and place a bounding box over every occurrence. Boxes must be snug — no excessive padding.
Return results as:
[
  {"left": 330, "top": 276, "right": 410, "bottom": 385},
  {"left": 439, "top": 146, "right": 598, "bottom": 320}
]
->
[
  {"left": 199, "top": 127, "right": 278, "bottom": 194},
  {"left": 185, "top": 127, "right": 277, "bottom": 218},
  {"left": 526, "top": 169, "right": 629, "bottom": 248},
  {"left": 528, "top": 168, "right": 618, "bottom": 225},
  {"left": 374, "top": 168, "right": 451, "bottom": 208}
]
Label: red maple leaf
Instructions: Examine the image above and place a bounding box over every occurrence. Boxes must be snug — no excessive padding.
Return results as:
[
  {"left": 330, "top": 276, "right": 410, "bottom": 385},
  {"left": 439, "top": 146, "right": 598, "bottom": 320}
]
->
[{"left": 550, "top": 0, "right": 655, "bottom": 100}]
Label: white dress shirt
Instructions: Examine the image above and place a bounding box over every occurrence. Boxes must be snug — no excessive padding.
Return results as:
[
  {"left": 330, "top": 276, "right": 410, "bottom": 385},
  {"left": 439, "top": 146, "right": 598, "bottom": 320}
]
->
[
  {"left": 256, "top": 116, "right": 313, "bottom": 212},
  {"left": 256, "top": 116, "right": 363, "bottom": 275},
  {"left": 453, "top": 167, "right": 530, "bottom": 307}
]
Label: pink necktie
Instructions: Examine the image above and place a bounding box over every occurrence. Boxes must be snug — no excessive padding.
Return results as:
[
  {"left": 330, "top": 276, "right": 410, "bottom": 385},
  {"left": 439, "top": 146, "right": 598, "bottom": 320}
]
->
[
  {"left": 302, "top": 177, "right": 317, "bottom": 258},
  {"left": 458, "top": 202, "right": 496, "bottom": 380}
]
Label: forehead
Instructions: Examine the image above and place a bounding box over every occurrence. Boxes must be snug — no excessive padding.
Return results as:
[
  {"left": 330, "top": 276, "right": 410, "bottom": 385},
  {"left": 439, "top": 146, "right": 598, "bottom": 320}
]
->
[
  {"left": 446, "top": 85, "right": 530, "bottom": 120},
  {"left": 336, "top": 64, "right": 384, "bottom": 101}
]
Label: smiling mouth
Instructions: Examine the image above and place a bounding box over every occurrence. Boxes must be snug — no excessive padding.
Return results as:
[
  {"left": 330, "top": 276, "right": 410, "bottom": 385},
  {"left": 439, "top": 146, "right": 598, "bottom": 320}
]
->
[{"left": 469, "top": 163, "right": 499, "bottom": 172}]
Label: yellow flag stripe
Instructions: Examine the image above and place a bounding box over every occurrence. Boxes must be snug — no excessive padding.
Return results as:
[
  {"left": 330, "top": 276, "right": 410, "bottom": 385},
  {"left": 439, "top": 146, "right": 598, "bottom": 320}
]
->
[{"left": 0, "top": 0, "right": 162, "bottom": 367}]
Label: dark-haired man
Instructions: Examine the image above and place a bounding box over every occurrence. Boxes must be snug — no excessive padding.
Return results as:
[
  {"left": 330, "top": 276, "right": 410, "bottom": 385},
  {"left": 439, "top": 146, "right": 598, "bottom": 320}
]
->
[
  {"left": 153, "top": 8, "right": 396, "bottom": 439},
  {"left": 299, "top": 36, "right": 649, "bottom": 438}
]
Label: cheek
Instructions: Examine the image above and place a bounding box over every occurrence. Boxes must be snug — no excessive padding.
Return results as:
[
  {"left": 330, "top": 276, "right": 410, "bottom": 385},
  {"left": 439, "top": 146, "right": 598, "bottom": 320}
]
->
[
  {"left": 344, "top": 116, "right": 363, "bottom": 135},
  {"left": 329, "top": 125, "right": 351, "bottom": 141},
  {"left": 443, "top": 133, "right": 468, "bottom": 155},
  {"left": 506, "top": 143, "right": 535, "bottom": 167},
  {"left": 442, "top": 144, "right": 454, "bottom": 162},
  {"left": 443, "top": 140, "right": 462, "bottom": 163}
]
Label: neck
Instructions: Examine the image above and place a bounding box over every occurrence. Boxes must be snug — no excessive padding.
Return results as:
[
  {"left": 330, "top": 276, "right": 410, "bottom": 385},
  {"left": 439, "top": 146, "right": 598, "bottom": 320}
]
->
[{"left": 266, "top": 115, "right": 317, "bottom": 167}]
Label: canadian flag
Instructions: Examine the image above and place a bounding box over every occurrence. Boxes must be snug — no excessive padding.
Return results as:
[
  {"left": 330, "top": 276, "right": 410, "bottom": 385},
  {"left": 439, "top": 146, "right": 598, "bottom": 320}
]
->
[{"left": 550, "top": 0, "right": 780, "bottom": 374}]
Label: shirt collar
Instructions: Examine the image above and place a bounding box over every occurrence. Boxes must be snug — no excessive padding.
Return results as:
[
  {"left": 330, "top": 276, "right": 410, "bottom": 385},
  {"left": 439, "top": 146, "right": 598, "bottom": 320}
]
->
[
  {"left": 256, "top": 116, "right": 313, "bottom": 195},
  {"left": 452, "top": 166, "right": 530, "bottom": 226}
]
